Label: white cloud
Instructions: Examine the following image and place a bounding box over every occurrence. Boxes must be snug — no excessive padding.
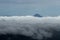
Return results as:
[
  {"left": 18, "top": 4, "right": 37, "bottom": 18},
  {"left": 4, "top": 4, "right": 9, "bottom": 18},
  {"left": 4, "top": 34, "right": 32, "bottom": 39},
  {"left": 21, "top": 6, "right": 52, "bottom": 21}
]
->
[{"left": 0, "top": 16, "right": 60, "bottom": 40}]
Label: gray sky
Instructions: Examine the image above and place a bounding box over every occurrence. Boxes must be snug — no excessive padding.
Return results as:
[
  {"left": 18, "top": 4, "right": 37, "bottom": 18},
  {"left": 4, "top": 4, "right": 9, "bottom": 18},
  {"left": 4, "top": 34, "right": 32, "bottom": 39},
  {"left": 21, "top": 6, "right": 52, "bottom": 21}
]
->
[{"left": 0, "top": 0, "right": 60, "bottom": 16}]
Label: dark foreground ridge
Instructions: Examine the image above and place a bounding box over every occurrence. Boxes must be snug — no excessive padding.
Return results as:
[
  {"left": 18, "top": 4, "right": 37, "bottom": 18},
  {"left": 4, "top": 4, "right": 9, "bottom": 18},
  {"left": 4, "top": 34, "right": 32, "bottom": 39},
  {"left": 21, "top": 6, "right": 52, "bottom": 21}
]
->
[
  {"left": 0, "top": 34, "right": 37, "bottom": 40},
  {"left": 0, "top": 30, "right": 60, "bottom": 40},
  {"left": 0, "top": 31, "right": 60, "bottom": 40}
]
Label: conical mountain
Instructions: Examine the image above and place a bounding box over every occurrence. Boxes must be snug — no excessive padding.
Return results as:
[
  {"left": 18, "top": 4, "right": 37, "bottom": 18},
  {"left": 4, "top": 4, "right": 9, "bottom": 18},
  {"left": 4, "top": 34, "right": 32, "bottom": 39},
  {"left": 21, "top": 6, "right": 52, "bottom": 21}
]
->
[{"left": 34, "top": 14, "right": 42, "bottom": 17}]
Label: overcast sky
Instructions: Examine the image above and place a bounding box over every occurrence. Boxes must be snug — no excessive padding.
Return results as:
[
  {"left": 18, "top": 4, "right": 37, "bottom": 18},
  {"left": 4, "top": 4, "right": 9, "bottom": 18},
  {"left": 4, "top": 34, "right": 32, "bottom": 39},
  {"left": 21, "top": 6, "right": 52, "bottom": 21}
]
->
[{"left": 0, "top": 0, "right": 60, "bottom": 16}]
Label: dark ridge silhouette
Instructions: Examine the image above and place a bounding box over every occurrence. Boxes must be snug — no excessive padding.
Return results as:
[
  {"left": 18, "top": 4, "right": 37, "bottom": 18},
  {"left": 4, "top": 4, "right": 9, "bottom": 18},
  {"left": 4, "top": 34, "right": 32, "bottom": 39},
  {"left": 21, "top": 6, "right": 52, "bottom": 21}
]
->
[
  {"left": 46, "top": 31, "right": 60, "bottom": 40},
  {"left": 0, "top": 34, "right": 37, "bottom": 40},
  {"left": 0, "top": 31, "right": 60, "bottom": 40},
  {"left": 34, "top": 14, "right": 42, "bottom": 17}
]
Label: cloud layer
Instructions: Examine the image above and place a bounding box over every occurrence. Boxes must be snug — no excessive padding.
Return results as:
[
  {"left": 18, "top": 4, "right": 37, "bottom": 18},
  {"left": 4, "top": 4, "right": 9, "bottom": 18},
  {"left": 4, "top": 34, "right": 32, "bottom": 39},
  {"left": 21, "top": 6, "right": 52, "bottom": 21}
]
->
[{"left": 0, "top": 16, "right": 60, "bottom": 40}]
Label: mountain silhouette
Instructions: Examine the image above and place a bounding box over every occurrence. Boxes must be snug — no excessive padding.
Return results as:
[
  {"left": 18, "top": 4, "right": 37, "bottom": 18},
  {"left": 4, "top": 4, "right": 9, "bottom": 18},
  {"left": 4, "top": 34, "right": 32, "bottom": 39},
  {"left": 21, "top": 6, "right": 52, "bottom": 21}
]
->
[{"left": 34, "top": 14, "right": 42, "bottom": 17}]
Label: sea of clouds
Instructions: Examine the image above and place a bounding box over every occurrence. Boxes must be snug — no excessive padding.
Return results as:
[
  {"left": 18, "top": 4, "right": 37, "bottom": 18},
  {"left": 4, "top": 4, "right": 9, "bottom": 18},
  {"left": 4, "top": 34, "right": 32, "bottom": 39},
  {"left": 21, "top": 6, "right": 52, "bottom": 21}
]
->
[{"left": 0, "top": 16, "right": 60, "bottom": 40}]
